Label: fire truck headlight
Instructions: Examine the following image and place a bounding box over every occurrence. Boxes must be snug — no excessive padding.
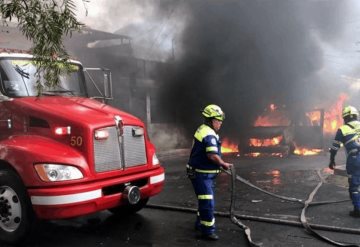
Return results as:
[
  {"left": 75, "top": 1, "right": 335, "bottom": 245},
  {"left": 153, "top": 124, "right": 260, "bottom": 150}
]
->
[
  {"left": 152, "top": 153, "right": 160, "bottom": 166},
  {"left": 35, "top": 164, "right": 83, "bottom": 182}
]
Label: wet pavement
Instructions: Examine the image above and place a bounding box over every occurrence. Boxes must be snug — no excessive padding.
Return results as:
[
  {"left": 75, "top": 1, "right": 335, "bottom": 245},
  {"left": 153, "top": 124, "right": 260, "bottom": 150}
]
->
[
  {"left": 149, "top": 151, "right": 360, "bottom": 247},
  {"left": 5, "top": 151, "right": 360, "bottom": 247}
]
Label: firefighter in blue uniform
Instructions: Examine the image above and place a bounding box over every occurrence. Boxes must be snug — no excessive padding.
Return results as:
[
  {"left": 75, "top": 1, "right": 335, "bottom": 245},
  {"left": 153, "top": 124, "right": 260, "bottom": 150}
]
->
[
  {"left": 187, "top": 104, "right": 233, "bottom": 240},
  {"left": 329, "top": 105, "right": 360, "bottom": 217}
]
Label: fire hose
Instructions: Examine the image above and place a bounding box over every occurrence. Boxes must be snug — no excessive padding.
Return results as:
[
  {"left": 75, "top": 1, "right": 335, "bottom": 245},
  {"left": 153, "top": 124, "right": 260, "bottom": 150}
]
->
[
  {"left": 227, "top": 165, "right": 263, "bottom": 247},
  {"left": 223, "top": 166, "right": 359, "bottom": 247},
  {"left": 299, "top": 170, "right": 359, "bottom": 247},
  {"left": 147, "top": 165, "right": 360, "bottom": 246}
]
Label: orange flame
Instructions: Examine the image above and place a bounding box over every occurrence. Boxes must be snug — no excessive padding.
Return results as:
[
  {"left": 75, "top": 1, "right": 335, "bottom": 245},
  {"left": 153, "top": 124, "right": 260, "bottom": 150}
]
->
[
  {"left": 306, "top": 111, "right": 321, "bottom": 126},
  {"left": 293, "top": 146, "right": 322, "bottom": 156},
  {"left": 303, "top": 93, "right": 348, "bottom": 135},
  {"left": 245, "top": 152, "right": 284, "bottom": 158},
  {"left": 221, "top": 138, "right": 239, "bottom": 153},
  {"left": 254, "top": 104, "right": 290, "bottom": 127},
  {"left": 323, "top": 93, "right": 348, "bottom": 135},
  {"left": 249, "top": 136, "right": 283, "bottom": 147},
  {"left": 224, "top": 94, "right": 349, "bottom": 157}
]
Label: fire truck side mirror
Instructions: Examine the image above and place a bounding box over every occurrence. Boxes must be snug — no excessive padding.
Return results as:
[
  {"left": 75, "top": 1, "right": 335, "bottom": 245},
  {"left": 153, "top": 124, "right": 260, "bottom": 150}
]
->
[
  {"left": 84, "top": 68, "right": 113, "bottom": 103},
  {"left": 103, "top": 71, "right": 113, "bottom": 100}
]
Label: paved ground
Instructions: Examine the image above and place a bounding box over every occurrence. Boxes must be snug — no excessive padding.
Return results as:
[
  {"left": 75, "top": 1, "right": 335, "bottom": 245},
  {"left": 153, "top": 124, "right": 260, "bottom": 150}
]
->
[
  {"left": 5, "top": 150, "right": 360, "bottom": 247},
  {"left": 149, "top": 152, "right": 360, "bottom": 247}
]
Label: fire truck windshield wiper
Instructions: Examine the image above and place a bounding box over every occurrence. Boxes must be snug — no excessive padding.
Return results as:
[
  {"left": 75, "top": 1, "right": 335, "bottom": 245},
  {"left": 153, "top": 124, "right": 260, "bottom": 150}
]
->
[
  {"left": 13, "top": 65, "right": 30, "bottom": 96},
  {"left": 42, "top": 89, "right": 75, "bottom": 96},
  {"left": 14, "top": 65, "right": 30, "bottom": 79}
]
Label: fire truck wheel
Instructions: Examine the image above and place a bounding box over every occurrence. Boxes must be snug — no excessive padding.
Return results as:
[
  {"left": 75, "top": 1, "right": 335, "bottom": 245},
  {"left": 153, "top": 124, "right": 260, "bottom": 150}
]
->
[
  {"left": 109, "top": 198, "right": 149, "bottom": 216},
  {"left": 0, "top": 169, "right": 34, "bottom": 245}
]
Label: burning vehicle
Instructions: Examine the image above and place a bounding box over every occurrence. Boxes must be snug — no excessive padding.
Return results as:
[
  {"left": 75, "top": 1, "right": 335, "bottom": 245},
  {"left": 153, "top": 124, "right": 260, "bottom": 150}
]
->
[
  {"left": 0, "top": 49, "right": 164, "bottom": 244},
  {"left": 238, "top": 104, "right": 325, "bottom": 157}
]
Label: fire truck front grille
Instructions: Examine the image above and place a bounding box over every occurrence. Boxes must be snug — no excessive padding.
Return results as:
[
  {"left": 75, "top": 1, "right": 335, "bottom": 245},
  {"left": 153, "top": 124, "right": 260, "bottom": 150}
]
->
[
  {"left": 93, "top": 126, "right": 147, "bottom": 173},
  {"left": 123, "top": 126, "right": 147, "bottom": 168},
  {"left": 94, "top": 127, "right": 122, "bottom": 172}
]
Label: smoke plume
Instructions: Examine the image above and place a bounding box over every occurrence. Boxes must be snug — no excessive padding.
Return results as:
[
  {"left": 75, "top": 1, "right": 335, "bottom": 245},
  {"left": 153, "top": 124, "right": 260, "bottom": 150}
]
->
[
  {"left": 75, "top": 0, "right": 360, "bottom": 141},
  {"left": 155, "top": 0, "right": 353, "bottom": 138}
]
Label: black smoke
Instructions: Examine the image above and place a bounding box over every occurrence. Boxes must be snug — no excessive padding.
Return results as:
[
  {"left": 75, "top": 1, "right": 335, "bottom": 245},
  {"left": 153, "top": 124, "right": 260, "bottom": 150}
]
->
[{"left": 155, "top": 0, "right": 351, "bottom": 139}]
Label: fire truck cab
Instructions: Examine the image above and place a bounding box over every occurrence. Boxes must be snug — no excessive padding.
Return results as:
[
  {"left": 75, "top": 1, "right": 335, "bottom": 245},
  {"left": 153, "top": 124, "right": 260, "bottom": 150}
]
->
[{"left": 0, "top": 49, "right": 165, "bottom": 244}]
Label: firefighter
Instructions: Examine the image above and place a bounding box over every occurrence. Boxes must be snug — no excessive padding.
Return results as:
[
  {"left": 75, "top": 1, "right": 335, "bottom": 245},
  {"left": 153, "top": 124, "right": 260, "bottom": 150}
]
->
[
  {"left": 187, "top": 104, "right": 233, "bottom": 240},
  {"left": 329, "top": 105, "right": 360, "bottom": 217}
]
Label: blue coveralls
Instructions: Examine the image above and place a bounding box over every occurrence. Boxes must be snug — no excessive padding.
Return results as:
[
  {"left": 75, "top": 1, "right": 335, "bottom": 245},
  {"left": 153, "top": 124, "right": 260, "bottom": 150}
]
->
[
  {"left": 187, "top": 124, "right": 222, "bottom": 235},
  {"left": 330, "top": 120, "right": 360, "bottom": 210}
]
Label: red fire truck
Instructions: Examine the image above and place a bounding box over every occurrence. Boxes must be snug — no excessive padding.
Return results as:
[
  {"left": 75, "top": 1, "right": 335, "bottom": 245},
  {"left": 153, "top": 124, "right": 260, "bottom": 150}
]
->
[{"left": 0, "top": 49, "right": 165, "bottom": 244}]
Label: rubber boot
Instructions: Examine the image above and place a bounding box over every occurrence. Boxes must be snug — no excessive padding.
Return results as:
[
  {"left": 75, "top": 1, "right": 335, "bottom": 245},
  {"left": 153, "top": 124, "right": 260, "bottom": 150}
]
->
[
  {"left": 201, "top": 233, "right": 219, "bottom": 241},
  {"left": 349, "top": 208, "right": 360, "bottom": 217},
  {"left": 350, "top": 191, "right": 360, "bottom": 217}
]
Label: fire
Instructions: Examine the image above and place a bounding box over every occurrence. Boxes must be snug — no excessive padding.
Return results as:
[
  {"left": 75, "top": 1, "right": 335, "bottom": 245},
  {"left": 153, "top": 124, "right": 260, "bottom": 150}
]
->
[
  {"left": 293, "top": 146, "right": 322, "bottom": 156},
  {"left": 245, "top": 152, "right": 284, "bottom": 158},
  {"left": 221, "top": 138, "right": 239, "bottom": 153},
  {"left": 306, "top": 111, "right": 321, "bottom": 126},
  {"left": 304, "top": 93, "right": 348, "bottom": 135},
  {"left": 254, "top": 104, "right": 290, "bottom": 127},
  {"left": 249, "top": 103, "right": 327, "bottom": 157},
  {"left": 227, "top": 95, "right": 350, "bottom": 158},
  {"left": 323, "top": 93, "right": 348, "bottom": 135},
  {"left": 249, "top": 136, "right": 283, "bottom": 147}
]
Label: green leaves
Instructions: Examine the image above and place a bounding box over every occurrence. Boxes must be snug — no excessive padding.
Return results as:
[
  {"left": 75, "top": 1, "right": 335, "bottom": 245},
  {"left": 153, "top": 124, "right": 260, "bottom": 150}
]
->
[{"left": 0, "top": 0, "right": 84, "bottom": 95}]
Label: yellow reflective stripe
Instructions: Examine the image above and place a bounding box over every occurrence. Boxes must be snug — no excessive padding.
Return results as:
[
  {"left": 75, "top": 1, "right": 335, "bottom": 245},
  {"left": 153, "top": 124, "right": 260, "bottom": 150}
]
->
[
  {"left": 200, "top": 218, "right": 215, "bottom": 227},
  {"left": 198, "top": 194, "right": 213, "bottom": 200},
  {"left": 186, "top": 164, "right": 220, "bottom": 174},
  {"left": 195, "top": 169, "right": 220, "bottom": 173},
  {"left": 206, "top": 146, "right": 218, "bottom": 152}
]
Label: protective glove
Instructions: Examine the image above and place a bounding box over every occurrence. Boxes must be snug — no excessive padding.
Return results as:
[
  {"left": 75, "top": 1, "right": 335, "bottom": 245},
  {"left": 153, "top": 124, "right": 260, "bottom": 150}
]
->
[{"left": 329, "top": 161, "right": 336, "bottom": 170}]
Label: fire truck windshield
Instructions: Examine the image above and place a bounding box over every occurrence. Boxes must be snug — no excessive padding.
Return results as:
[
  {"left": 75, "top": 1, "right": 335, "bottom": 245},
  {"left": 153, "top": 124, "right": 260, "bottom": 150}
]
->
[{"left": 0, "top": 58, "right": 87, "bottom": 97}]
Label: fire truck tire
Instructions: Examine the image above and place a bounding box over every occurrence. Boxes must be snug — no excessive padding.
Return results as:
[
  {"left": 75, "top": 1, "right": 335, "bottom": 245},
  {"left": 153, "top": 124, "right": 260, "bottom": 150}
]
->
[
  {"left": 0, "top": 169, "right": 35, "bottom": 245},
  {"left": 109, "top": 198, "right": 149, "bottom": 216}
]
